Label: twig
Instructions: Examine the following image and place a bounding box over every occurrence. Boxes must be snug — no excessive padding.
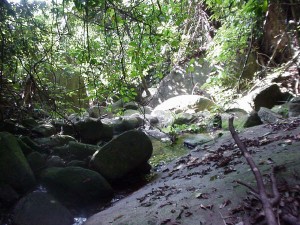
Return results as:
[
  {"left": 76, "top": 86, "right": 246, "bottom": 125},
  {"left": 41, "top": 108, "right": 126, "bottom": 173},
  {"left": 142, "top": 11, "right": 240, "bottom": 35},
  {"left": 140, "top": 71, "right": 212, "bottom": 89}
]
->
[
  {"left": 218, "top": 210, "right": 227, "bottom": 225},
  {"left": 228, "top": 116, "right": 279, "bottom": 225}
]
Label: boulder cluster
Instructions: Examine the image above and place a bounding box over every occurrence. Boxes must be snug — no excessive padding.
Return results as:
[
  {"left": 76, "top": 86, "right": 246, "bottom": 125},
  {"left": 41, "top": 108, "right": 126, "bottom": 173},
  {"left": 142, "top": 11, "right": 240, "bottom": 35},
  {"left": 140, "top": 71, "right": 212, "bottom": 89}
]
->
[{"left": 0, "top": 114, "right": 153, "bottom": 225}]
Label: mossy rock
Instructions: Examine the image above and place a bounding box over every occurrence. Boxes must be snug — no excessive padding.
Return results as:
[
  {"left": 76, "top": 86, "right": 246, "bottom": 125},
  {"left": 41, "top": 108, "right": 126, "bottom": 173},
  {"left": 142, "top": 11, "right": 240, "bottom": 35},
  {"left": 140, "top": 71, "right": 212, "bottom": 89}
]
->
[
  {"left": 19, "top": 136, "right": 42, "bottom": 152},
  {"left": 27, "top": 151, "right": 47, "bottom": 174},
  {"left": 76, "top": 118, "right": 113, "bottom": 144},
  {"left": 32, "top": 123, "right": 57, "bottom": 137},
  {"left": 0, "top": 132, "right": 36, "bottom": 194},
  {"left": 90, "top": 130, "right": 153, "bottom": 180},
  {"left": 17, "top": 138, "right": 34, "bottom": 156},
  {"left": 68, "top": 141, "right": 100, "bottom": 159},
  {"left": 34, "top": 135, "right": 76, "bottom": 148},
  {"left": 40, "top": 166, "right": 113, "bottom": 203}
]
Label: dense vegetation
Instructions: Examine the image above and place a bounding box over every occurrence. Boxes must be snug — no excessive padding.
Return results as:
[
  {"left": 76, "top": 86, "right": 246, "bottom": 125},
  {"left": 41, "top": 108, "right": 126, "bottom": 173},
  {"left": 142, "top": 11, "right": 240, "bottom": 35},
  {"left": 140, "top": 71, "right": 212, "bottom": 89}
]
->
[{"left": 0, "top": 0, "right": 299, "bottom": 119}]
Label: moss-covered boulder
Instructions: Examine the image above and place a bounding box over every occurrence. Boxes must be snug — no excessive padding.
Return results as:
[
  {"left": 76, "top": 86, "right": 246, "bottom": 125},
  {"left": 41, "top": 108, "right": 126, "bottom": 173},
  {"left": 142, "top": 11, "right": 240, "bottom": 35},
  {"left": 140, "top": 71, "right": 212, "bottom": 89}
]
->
[
  {"left": 68, "top": 141, "right": 100, "bottom": 159},
  {"left": 0, "top": 132, "right": 36, "bottom": 193},
  {"left": 40, "top": 166, "right": 113, "bottom": 203},
  {"left": 90, "top": 130, "right": 153, "bottom": 180},
  {"left": 32, "top": 123, "right": 56, "bottom": 137},
  {"left": 13, "top": 192, "right": 73, "bottom": 225},
  {"left": 76, "top": 118, "right": 113, "bottom": 144},
  {"left": 34, "top": 134, "right": 76, "bottom": 148},
  {"left": 19, "top": 136, "right": 42, "bottom": 152},
  {"left": 110, "top": 117, "right": 143, "bottom": 134},
  {"left": 26, "top": 151, "right": 47, "bottom": 174}
]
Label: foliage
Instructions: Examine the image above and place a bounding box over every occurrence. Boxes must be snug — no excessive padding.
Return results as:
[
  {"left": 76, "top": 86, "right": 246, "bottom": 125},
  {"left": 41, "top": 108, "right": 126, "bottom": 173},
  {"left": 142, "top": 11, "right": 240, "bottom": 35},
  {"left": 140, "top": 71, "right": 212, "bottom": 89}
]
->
[
  {"left": 1, "top": 0, "right": 208, "bottom": 119},
  {"left": 204, "top": 0, "right": 268, "bottom": 88}
]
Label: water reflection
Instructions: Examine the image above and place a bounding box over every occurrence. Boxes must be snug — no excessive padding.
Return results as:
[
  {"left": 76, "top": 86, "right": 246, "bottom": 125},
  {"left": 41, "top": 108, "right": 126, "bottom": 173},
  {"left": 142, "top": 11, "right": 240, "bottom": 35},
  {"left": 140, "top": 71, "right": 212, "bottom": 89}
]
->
[{"left": 73, "top": 217, "right": 87, "bottom": 225}]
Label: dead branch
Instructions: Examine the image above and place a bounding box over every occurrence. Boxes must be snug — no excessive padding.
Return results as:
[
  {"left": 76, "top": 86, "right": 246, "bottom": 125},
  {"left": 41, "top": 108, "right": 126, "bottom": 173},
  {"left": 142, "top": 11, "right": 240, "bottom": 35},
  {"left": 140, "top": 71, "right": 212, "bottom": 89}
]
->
[{"left": 228, "top": 116, "right": 280, "bottom": 225}]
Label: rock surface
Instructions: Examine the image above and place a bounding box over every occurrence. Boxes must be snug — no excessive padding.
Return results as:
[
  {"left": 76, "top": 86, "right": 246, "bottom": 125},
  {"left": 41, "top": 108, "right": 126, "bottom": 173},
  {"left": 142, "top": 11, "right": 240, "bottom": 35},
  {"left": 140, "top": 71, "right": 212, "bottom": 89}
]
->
[
  {"left": 75, "top": 118, "right": 113, "bottom": 144},
  {"left": 289, "top": 96, "right": 300, "bottom": 117},
  {"left": 85, "top": 118, "right": 300, "bottom": 225},
  {"left": 32, "top": 123, "right": 56, "bottom": 137},
  {"left": 148, "top": 62, "right": 211, "bottom": 108},
  {"left": 153, "top": 95, "right": 214, "bottom": 113},
  {"left": 13, "top": 192, "right": 73, "bottom": 225},
  {"left": 90, "top": 130, "right": 153, "bottom": 180},
  {"left": 258, "top": 107, "right": 283, "bottom": 123}
]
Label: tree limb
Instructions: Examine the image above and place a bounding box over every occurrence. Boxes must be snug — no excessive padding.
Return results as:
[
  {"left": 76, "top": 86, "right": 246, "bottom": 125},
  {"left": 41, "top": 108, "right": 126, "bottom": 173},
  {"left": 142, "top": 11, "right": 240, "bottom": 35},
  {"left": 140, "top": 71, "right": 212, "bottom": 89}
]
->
[{"left": 228, "top": 116, "right": 279, "bottom": 225}]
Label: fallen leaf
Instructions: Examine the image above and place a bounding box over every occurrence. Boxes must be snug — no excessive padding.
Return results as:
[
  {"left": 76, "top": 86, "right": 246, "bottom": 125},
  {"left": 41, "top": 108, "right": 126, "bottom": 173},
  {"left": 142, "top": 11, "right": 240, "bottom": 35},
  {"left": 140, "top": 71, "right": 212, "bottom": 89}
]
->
[
  {"left": 195, "top": 192, "right": 209, "bottom": 199},
  {"left": 219, "top": 199, "right": 231, "bottom": 208}
]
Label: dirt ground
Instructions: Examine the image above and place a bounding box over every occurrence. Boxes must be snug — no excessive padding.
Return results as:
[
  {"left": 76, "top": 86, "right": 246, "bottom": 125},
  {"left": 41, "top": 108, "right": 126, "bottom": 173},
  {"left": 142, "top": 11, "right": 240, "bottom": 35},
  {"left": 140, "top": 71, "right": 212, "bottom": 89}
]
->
[{"left": 85, "top": 118, "right": 300, "bottom": 225}]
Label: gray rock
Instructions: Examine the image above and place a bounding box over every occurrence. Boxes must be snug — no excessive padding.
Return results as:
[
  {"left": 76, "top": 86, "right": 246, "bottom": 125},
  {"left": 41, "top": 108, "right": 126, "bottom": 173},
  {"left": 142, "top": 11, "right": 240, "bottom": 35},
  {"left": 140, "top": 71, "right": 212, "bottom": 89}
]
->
[
  {"left": 151, "top": 110, "right": 174, "bottom": 127},
  {"left": 289, "top": 97, "right": 300, "bottom": 117},
  {"left": 40, "top": 166, "right": 113, "bottom": 203},
  {"left": 13, "top": 192, "right": 73, "bottom": 225},
  {"left": 32, "top": 123, "right": 56, "bottom": 137},
  {"left": 258, "top": 107, "right": 283, "bottom": 123},
  {"left": 145, "top": 115, "right": 159, "bottom": 125},
  {"left": 153, "top": 95, "right": 214, "bottom": 113},
  {"left": 144, "top": 129, "right": 171, "bottom": 141},
  {"left": 227, "top": 84, "right": 292, "bottom": 113},
  {"left": 0, "top": 132, "right": 36, "bottom": 194},
  {"left": 88, "top": 105, "right": 113, "bottom": 118},
  {"left": 90, "top": 130, "right": 153, "bottom": 180},
  {"left": 110, "top": 116, "right": 144, "bottom": 134},
  {"left": 148, "top": 62, "right": 211, "bottom": 108},
  {"left": 76, "top": 118, "right": 113, "bottom": 144},
  {"left": 174, "top": 112, "right": 195, "bottom": 125},
  {"left": 183, "top": 134, "right": 213, "bottom": 149},
  {"left": 123, "top": 109, "right": 140, "bottom": 116},
  {"left": 124, "top": 102, "right": 139, "bottom": 110}
]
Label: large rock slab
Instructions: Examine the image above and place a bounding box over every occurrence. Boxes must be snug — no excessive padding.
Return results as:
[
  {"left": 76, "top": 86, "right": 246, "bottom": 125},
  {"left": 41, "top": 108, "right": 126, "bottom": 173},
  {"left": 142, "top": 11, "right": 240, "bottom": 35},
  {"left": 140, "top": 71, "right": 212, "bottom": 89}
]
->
[
  {"left": 0, "top": 132, "right": 36, "bottom": 194},
  {"left": 85, "top": 118, "right": 300, "bottom": 225},
  {"left": 148, "top": 61, "right": 211, "bottom": 108},
  {"left": 13, "top": 192, "right": 73, "bottom": 225},
  {"left": 90, "top": 130, "right": 153, "bottom": 180},
  {"left": 40, "top": 166, "right": 113, "bottom": 203}
]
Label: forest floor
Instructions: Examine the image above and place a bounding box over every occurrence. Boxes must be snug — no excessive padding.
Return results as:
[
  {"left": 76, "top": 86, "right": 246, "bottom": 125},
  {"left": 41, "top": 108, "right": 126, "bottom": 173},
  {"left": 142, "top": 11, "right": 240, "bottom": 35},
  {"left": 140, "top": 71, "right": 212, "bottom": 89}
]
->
[{"left": 85, "top": 118, "right": 300, "bottom": 225}]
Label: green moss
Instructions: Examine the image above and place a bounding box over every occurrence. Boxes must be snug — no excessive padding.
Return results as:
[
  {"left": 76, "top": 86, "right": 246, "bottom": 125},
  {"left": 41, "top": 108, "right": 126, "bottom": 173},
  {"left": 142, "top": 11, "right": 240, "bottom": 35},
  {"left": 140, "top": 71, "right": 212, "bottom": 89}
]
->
[
  {"left": 149, "top": 135, "right": 189, "bottom": 167},
  {"left": 0, "top": 132, "right": 36, "bottom": 193}
]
